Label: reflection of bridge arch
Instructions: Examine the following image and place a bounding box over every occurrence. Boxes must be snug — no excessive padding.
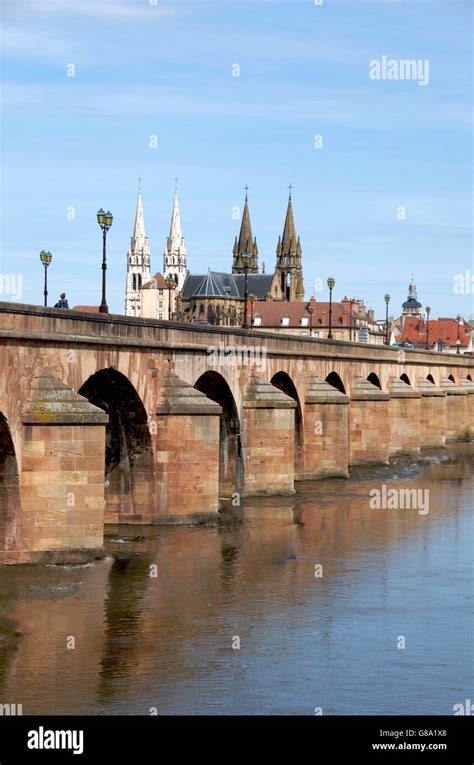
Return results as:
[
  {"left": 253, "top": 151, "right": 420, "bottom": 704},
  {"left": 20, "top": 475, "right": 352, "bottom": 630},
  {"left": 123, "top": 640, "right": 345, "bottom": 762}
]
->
[
  {"left": 194, "top": 371, "right": 242, "bottom": 498},
  {"left": 325, "top": 372, "right": 346, "bottom": 394},
  {"left": 0, "top": 413, "right": 20, "bottom": 552},
  {"left": 270, "top": 371, "right": 303, "bottom": 478},
  {"left": 78, "top": 368, "right": 154, "bottom": 521}
]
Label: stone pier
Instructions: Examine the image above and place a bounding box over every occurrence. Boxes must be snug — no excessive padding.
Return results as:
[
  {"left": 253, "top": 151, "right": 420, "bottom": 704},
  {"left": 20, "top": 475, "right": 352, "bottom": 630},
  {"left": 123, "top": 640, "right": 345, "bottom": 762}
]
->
[
  {"left": 388, "top": 377, "right": 421, "bottom": 456},
  {"left": 349, "top": 378, "right": 390, "bottom": 465},
  {"left": 301, "top": 376, "right": 349, "bottom": 479}
]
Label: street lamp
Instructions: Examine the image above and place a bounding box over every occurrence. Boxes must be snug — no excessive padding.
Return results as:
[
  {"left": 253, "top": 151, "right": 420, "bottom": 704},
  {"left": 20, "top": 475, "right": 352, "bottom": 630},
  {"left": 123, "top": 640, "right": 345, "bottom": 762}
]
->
[
  {"left": 305, "top": 301, "right": 314, "bottom": 337},
  {"left": 384, "top": 293, "right": 391, "bottom": 345},
  {"left": 97, "top": 208, "right": 113, "bottom": 313},
  {"left": 425, "top": 306, "right": 431, "bottom": 350},
  {"left": 242, "top": 252, "right": 251, "bottom": 329},
  {"left": 165, "top": 276, "right": 175, "bottom": 320},
  {"left": 248, "top": 294, "right": 256, "bottom": 328},
  {"left": 39, "top": 250, "right": 52, "bottom": 307},
  {"left": 327, "top": 277, "right": 335, "bottom": 339},
  {"left": 456, "top": 314, "right": 461, "bottom": 354}
]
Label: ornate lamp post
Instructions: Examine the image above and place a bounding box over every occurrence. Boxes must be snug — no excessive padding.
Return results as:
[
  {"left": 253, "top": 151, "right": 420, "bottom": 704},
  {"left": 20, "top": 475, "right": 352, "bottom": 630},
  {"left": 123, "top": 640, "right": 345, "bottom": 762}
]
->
[
  {"left": 39, "top": 250, "right": 52, "bottom": 307},
  {"left": 305, "top": 301, "right": 314, "bottom": 337},
  {"left": 327, "top": 277, "right": 335, "bottom": 339},
  {"left": 425, "top": 306, "right": 431, "bottom": 350},
  {"left": 456, "top": 314, "right": 461, "bottom": 354},
  {"left": 384, "top": 293, "right": 391, "bottom": 345},
  {"left": 242, "top": 252, "right": 251, "bottom": 329},
  {"left": 248, "top": 294, "right": 256, "bottom": 328},
  {"left": 97, "top": 208, "right": 113, "bottom": 314},
  {"left": 165, "top": 276, "right": 175, "bottom": 320}
]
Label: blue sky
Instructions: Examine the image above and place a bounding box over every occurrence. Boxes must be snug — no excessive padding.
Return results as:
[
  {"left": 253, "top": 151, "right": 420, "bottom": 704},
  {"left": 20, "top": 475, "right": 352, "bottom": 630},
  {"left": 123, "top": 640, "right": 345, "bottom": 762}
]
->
[{"left": 1, "top": 0, "right": 472, "bottom": 318}]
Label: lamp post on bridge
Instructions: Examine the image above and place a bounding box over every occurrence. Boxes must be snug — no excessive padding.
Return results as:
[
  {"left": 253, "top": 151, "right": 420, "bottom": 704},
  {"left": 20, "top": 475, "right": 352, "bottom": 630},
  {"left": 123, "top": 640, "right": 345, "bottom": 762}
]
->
[
  {"left": 384, "top": 293, "right": 391, "bottom": 345},
  {"left": 425, "top": 306, "right": 431, "bottom": 350},
  {"left": 242, "top": 252, "right": 251, "bottom": 329},
  {"left": 97, "top": 208, "right": 113, "bottom": 314},
  {"left": 305, "top": 301, "right": 314, "bottom": 337},
  {"left": 248, "top": 294, "right": 256, "bottom": 329},
  {"left": 39, "top": 250, "right": 52, "bottom": 307},
  {"left": 327, "top": 277, "right": 335, "bottom": 340},
  {"left": 456, "top": 314, "right": 461, "bottom": 354},
  {"left": 165, "top": 276, "right": 175, "bottom": 320}
]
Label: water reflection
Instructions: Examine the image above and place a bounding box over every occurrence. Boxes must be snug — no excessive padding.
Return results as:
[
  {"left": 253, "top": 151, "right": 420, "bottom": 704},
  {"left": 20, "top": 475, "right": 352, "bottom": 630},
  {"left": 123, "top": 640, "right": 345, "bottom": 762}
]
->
[{"left": 0, "top": 445, "right": 472, "bottom": 715}]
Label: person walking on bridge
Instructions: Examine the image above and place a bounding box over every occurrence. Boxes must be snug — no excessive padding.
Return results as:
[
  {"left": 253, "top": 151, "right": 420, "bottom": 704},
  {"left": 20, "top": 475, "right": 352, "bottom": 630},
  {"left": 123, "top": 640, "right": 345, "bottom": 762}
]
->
[{"left": 54, "top": 292, "right": 69, "bottom": 309}]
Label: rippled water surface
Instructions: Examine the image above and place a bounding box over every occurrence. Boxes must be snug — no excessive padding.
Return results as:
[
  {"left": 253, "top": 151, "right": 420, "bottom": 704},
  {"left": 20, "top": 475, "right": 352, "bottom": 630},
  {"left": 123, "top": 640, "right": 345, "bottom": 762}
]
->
[{"left": 0, "top": 445, "right": 472, "bottom": 715}]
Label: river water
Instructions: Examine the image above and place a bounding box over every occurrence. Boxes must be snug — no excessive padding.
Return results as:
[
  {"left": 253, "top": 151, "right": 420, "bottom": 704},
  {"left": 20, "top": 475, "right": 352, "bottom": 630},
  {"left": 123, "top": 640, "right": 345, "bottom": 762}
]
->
[{"left": 0, "top": 445, "right": 472, "bottom": 716}]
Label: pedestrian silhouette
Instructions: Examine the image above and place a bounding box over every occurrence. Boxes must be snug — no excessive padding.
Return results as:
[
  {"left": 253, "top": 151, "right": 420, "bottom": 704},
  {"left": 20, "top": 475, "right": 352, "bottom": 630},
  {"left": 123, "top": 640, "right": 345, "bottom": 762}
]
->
[{"left": 54, "top": 292, "right": 69, "bottom": 309}]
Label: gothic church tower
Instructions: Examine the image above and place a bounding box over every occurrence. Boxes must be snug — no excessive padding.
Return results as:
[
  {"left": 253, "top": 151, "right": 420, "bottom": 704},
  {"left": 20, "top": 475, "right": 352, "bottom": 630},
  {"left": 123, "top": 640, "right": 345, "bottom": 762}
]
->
[
  {"left": 163, "top": 189, "right": 187, "bottom": 291},
  {"left": 232, "top": 192, "right": 259, "bottom": 274},
  {"left": 125, "top": 189, "right": 151, "bottom": 316},
  {"left": 275, "top": 191, "right": 304, "bottom": 301}
]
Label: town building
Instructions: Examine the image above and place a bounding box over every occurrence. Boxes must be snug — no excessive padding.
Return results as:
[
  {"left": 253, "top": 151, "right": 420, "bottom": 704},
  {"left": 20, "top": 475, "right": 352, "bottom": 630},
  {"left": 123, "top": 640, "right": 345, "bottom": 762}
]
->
[
  {"left": 251, "top": 296, "right": 385, "bottom": 343},
  {"left": 140, "top": 272, "right": 176, "bottom": 320},
  {"left": 397, "top": 315, "right": 472, "bottom": 354}
]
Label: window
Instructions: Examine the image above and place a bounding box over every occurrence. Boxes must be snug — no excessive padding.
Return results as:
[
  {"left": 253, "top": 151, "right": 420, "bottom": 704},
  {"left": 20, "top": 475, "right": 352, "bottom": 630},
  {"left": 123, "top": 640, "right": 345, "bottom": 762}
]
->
[
  {"left": 158, "top": 313, "right": 163, "bottom": 319},
  {"left": 158, "top": 301, "right": 164, "bottom": 308},
  {"left": 158, "top": 289, "right": 163, "bottom": 296}
]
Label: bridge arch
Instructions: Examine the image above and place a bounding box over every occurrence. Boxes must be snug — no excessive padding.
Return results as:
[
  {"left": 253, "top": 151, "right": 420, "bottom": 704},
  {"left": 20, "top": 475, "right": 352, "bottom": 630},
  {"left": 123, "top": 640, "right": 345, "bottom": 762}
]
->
[
  {"left": 426, "top": 374, "right": 435, "bottom": 384},
  {"left": 400, "top": 373, "right": 411, "bottom": 386},
  {"left": 78, "top": 368, "right": 154, "bottom": 521},
  {"left": 325, "top": 372, "right": 346, "bottom": 394},
  {"left": 467, "top": 375, "right": 472, "bottom": 382},
  {"left": 367, "top": 372, "right": 382, "bottom": 389},
  {"left": 194, "top": 371, "right": 242, "bottom": 499},
  {"left": 270, "top": 371, "right": 303, "bottom": 477},
  {"left": 448, "top": 374, "right": 455, "bottom": 383},
  {"left": 0, "top": 413, "right": 20, "bottom": 553}
]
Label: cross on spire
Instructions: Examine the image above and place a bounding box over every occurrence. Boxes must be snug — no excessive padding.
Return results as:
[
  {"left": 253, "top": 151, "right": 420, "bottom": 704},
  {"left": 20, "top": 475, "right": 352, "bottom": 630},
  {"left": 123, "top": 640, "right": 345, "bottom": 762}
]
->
[
  {"left": 138, "top": 176, "right": 142, "bottom": 192},
  {"left": 174, "top": 177, "right": 178, "bottom": 192},
  {"left": 287, "top": 183, "right": 293, "bottom": 200},
  {"left": 244, "top": 184, "right": 249, "bottom": 201}
]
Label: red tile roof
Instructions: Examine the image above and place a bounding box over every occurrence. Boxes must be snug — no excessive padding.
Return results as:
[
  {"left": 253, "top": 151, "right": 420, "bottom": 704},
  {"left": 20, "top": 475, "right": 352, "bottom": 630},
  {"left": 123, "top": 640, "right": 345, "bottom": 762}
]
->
[
  {"left": 400, "top": 316, "right": 470, "bottom": 347},
  {"left": 141, "top": 272, "right": 167, "bottom": 290},
  {"left": 252, "top": 299, "right": 366, "bottom": 327}
]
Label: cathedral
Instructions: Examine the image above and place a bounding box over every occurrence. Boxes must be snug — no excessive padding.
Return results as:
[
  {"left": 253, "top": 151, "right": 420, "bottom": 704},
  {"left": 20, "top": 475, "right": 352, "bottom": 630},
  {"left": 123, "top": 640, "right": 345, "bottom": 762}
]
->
[
  {"left": 175, "top": 190, "right": 305, "bottom": 325},
  {"left": 124, "top": 185, "right": 304, "bottom": 324}
]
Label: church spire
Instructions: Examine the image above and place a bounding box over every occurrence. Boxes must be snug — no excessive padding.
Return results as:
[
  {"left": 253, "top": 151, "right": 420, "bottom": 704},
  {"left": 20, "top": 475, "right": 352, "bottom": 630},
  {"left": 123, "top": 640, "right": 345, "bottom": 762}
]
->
[
  {"left": 275, "top": 191, "right": 304, "bottom": 302},
  {"left": 131, "top": 190, "right": 147, "bottom": 249},
  {"left": 125, "top": 187, "right": 151, "bottom": 316},
  {"left": 163, "top": 187, "right": 187, "bottom": 291},
  {"left": 232, "top": 190, "right": 259, "bottom": 274}
]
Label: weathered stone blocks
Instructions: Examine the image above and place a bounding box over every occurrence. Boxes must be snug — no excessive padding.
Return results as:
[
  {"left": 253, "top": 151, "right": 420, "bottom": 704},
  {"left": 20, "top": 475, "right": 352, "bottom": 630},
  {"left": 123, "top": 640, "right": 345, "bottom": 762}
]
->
[
  {"left": 349, "top": 378, "right": 390, "bottom": 465},
  {"left": 417, "top": 378, "right": 447, "bottom": 448},
  {"left": 153, "top": 374, "right": 221, "bottom": 522},
  {"left": 301, "top": 376, "right": 349, "bottom": 479},
  {"left": 242, "top": 377, "right": 296, "bottom": 495},
  {"left": 2, "top": 369, "right": 109, "bottom": 564},
  {"left": 387, "top": 377, "right": 421, "bottom": 456},
  {"left": 441, "top": 378, "right": 469, "bottom": 442}
]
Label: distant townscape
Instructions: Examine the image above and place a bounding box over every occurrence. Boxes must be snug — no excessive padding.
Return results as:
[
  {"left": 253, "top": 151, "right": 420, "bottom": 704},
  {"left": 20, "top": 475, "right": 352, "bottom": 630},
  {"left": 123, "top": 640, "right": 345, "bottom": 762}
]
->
[{"left": 70, "top": 186, "right": 472, "bottom": 354}]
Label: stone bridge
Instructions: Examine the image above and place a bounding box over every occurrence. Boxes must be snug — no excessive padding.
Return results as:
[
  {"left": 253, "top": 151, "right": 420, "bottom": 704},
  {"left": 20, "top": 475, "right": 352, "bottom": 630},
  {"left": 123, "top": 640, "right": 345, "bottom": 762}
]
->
[{"left": 0, "top": 302, "right": 472, "bottom": 564}]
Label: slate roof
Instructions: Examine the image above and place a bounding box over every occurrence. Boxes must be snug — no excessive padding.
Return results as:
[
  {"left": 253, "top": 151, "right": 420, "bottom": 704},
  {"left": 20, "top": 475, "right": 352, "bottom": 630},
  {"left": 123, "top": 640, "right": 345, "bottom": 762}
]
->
[{"left": 181, "top": 271, "right": 274, "bottom": 300}]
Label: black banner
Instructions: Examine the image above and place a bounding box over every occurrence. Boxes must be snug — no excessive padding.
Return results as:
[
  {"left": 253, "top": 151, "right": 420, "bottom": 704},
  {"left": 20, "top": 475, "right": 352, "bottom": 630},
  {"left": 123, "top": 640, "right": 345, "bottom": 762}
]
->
[{"left": 0, "top": 715, "right": 472, "bottom": 763}]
